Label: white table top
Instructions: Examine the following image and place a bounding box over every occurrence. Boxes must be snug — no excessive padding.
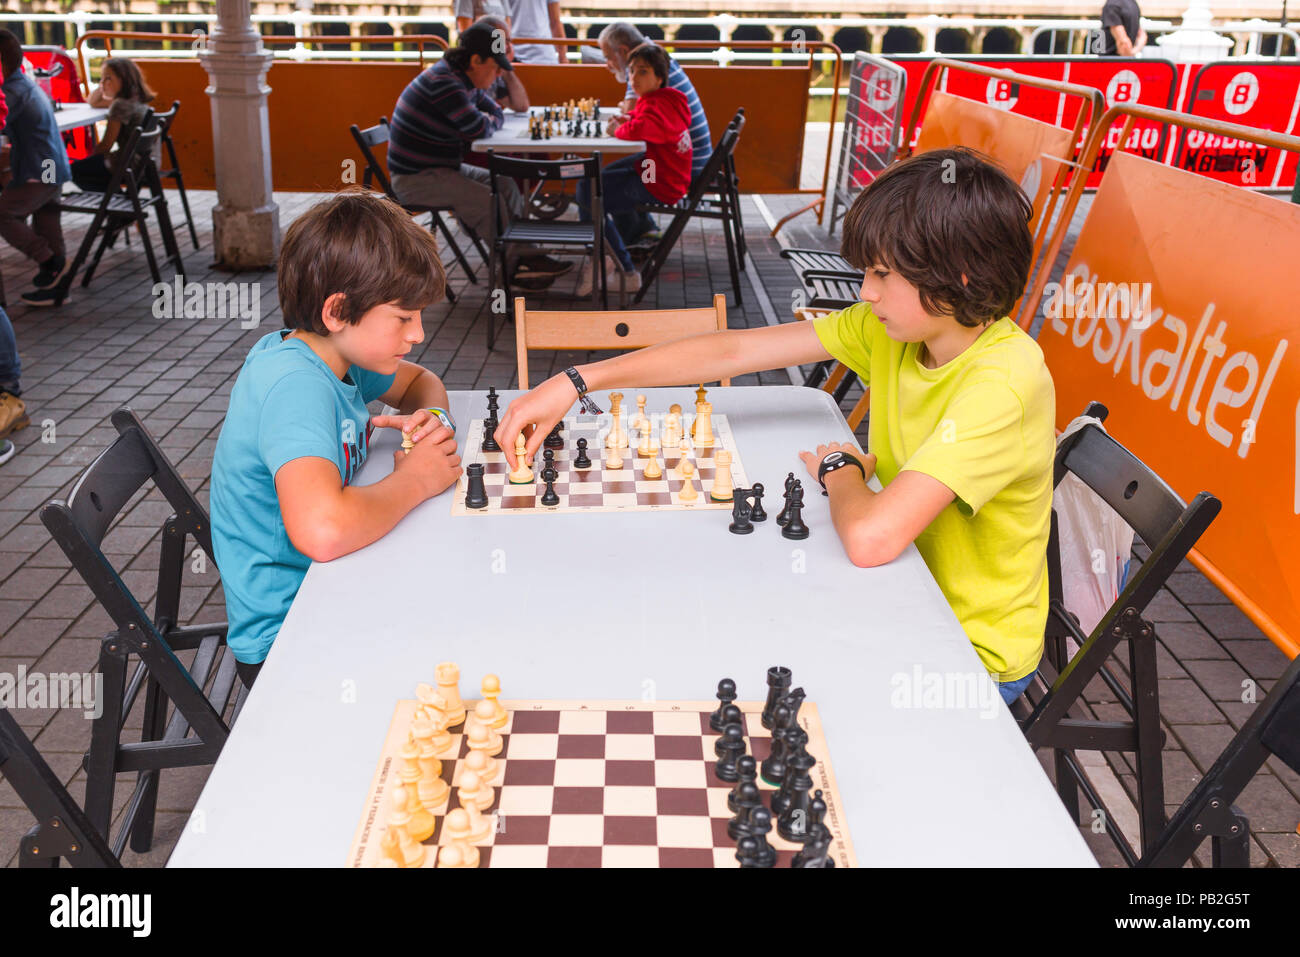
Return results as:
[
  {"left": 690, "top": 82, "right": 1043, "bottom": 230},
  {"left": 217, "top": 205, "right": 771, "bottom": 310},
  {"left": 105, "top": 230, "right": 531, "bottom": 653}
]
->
[
  {"left": 168, "top": 386, "right": 1095, "bottom": 868},
  {"left": 472, "top": 107, "right": 645, "bottom": 154},
  {"left": 54, "top": 102, "right": 108, "bottom": 133}
]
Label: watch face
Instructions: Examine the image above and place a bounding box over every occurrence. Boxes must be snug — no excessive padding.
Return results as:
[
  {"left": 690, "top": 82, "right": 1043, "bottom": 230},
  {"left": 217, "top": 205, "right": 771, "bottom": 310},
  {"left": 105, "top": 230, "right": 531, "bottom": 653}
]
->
[{"left": 823, "top": 451, "right": 843, "bottom": 465}]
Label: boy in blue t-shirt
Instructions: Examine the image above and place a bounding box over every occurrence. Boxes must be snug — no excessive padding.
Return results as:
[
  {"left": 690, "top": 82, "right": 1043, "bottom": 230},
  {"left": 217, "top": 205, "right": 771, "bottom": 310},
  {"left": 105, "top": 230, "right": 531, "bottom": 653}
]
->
[{"left": 211, "top": 191, "right": 463, "bottom": 688}]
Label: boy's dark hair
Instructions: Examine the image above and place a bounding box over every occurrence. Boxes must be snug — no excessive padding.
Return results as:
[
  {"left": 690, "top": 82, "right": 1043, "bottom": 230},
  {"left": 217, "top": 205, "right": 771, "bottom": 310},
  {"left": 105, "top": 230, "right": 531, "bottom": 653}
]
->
[
  {"left": 278, "top": 190, "right": 446, "bottom": 335},
  {"left": 0, "top": 30, "right": 23, "bottom": 79},
  {"left": 841, "top": 148, "right": 1033, "bottom": 327},
  {"left": 101, "top": 57, "right": 156, "bottom": 104},
  {"left": 627, "top": 43, "right": 670, "bottom": 86}
]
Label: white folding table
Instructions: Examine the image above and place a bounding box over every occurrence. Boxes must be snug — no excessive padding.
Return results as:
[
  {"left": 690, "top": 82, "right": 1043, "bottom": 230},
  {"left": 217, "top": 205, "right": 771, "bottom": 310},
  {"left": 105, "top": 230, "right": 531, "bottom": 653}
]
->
[{"left": 168, "top": 386, "right": 1096, "bottom": 867}]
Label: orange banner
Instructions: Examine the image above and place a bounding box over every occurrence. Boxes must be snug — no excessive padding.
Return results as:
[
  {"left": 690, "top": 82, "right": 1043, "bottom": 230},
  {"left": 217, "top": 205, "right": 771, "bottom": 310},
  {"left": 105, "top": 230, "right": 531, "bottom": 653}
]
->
[{"left": 1037, "top": 150, "right": 1298, "bottom": 656}]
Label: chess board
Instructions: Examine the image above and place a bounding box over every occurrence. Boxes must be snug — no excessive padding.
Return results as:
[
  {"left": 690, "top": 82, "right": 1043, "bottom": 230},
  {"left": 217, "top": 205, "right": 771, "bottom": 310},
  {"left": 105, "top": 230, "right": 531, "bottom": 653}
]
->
[
  {"left": 348, "top": 699, "right": 856, "bottom": 868},
  {"left": 450, "top": 413, "right": 752, "bottom": 516}
]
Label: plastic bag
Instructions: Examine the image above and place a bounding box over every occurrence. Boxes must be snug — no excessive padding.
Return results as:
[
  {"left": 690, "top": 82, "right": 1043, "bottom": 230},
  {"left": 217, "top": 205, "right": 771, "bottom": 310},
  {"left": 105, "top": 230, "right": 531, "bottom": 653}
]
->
[{"left": 1054, "top": 415, "right": 1135, "bottom": 642}]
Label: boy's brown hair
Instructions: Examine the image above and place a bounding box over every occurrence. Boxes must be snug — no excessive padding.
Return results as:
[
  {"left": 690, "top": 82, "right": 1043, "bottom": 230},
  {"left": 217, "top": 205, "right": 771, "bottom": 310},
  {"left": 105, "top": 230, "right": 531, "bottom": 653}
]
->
[
  {"left": 627, "top": 42, "right": 670, "bottom": 86},
  {"left": 841, "top": 147, "right": 1033, "bottom": 328},
  {"left": 279, "top": 190, "right": 446, "bottom": 335}
]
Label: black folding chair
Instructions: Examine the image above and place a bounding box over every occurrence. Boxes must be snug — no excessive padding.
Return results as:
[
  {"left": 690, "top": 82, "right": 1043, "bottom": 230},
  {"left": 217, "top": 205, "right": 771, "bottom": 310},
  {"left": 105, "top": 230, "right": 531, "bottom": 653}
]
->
[
  {"left": 39, "top": 408, "right": 244, "bottom": 857},
  {"left": 780, "top": 248, "right": 863, "bottom": 312},
  {"left": 0, "top": 709, "right": 120, "bottom": 867},
  {"left": 487, "top": 149, "right": 606, "bottom": 348},
  {"left": 633, "top": 109, "right": 747, "bottom": 307},
  {"left": 153, "top": 99, "right": 200, "bottom": 250},
  {"left": 349, "top": 118, "right": 487, "bottom": 302},
  {"left": 1141, "top": 652, "right": 1300, "bottom": 867},
  {"left": 53, "top": 111, "right": 183, "bottom": 304},
  {"left": 1018, "top": 403, "right": 1222, "bottom": 865}
]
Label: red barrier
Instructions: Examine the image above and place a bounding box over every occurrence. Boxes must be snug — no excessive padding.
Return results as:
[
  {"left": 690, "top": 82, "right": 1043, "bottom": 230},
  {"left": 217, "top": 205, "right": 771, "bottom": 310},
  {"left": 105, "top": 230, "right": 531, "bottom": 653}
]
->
[{"left": 1178, "top": 61, "right": 1300, "bottom": 189}]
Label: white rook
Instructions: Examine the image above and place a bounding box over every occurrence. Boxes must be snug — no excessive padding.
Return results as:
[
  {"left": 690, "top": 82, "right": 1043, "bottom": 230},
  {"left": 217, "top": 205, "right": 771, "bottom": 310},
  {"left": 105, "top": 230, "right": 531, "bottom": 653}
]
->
[{"left": 200, "top": 0, "right": 282, "bottom": 268}]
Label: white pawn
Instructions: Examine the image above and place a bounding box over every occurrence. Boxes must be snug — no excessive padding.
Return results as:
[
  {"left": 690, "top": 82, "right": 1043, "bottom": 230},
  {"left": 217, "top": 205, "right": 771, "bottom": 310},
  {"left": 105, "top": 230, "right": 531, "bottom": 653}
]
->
[
  {"left": 387, "top": 785, "right": 426, "bottom": 868},
  {"left": 466, "top": 702, "right": 504, "bottom": 756},
  {"left": 435, "top": 662, "right": 465, "bottom": 725},
  {"left": 438, "top": 837, "right": 479, "bottom": 868},
  {"left": 457, "top": 768, "right": 495, "bottom": 812},
  {"left": 631, "top": 394, "right": 649, "bottom": 431},
  {"left": 463, "top": 800, "right": 494, "bottom": 843},
  {"left": 463, "top": 748, "right": 499, "bottom": 786},
  {"left": 678, "top": 460, "right": 699, "bottom": 502},
  {"left": 480, "top": 675, "right": 508, "bottom": 730},
  {"left": 606, "top": 445, "right": 623, "bottom": 470},
  {"left": 643, "top": 455, "right": 662, "bottom": 480}
]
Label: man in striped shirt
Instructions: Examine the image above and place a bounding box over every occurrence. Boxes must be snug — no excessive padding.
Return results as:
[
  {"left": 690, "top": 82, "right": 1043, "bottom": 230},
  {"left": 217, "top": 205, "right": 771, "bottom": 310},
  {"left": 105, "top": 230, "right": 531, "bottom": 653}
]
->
[
  {"left": 389, "top": 21, "right": 571, "bottom": 285},
  {"left": 598, "top": 23, "right": 713, "bottom": 244}
]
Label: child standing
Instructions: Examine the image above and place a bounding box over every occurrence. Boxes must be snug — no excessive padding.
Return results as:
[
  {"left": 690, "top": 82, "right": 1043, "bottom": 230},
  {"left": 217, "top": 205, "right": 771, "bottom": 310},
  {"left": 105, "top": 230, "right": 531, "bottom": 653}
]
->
[
  {"left": 498, "top": 149, "right": 1056, "bottom": 704},
  {"left": 210, "top": 192, "right": 463, "bottom": 688},
  {"left": 72, "top": 57, "right": 161, "bottom": 193},
  {"left": 576, "top": 42, "right": 691, "bottom": 296}
]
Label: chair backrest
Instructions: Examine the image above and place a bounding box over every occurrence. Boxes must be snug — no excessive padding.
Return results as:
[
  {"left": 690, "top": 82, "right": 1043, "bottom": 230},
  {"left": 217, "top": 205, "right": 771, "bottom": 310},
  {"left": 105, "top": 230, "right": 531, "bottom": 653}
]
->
[
  {"left": 514, "top": 294, "right": 730, "bottom": 390},
  {"left": 487, "top": 150, "right": 603, "bottom": 241},
  {"left": 349, "top": 118, "right": 399, "bottom": 200},
  {"left": 90, "top": 109, "right": 160, "bottom": 203},
  {"left": 690, "top": 110, "right": 744, "bottom": 202},
  {"left": 151, "top": 99, "right": 181, "bottom": 170}
]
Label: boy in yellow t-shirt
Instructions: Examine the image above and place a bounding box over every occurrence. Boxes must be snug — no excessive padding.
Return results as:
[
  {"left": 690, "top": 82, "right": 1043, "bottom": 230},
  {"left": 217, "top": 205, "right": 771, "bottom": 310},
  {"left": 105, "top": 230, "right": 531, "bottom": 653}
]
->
[{"left": 494, "top": 147, "right": 1056, "bottom": 703}]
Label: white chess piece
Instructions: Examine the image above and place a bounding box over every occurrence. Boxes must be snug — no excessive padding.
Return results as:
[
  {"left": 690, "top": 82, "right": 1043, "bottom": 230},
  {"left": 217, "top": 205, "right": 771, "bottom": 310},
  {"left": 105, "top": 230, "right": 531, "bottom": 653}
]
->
[
  {"left": 435, "top": 663, "right": 466, "bottom": 725},
  {"left": 463, "top": 747, "right": 499, "bottom": 786},
  {"left": 678, "top": 460, "right": 699, "bottom": 502},
  {"left": 457, "top": 768, "right": 495, "bottom": 811},
  {"left": 480, "top": 674, "right": 508, "bottom": 730}
]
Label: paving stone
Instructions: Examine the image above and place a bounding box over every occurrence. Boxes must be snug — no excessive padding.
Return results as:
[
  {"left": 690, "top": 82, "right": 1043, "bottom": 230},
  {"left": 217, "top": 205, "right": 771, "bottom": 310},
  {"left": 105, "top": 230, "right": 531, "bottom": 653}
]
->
[
  {"left": 1188, "top": 603, "right": 1269, "bottom": 641},
  {"left": 1221, "top": 640, "right": 1291, "bottom": 681},
  {"left": 0, "top": 617, "right": 69, "bottom": 658},
  {"left": 1256, "top": 831, "right": 1300, "bottom": 867},
  {"left": 1144, "top": 590, "right": 1196, "bottom": 622},
  {"left": 1161, "top": 749, "right": 1204, "bottom": 806},
  {"left": 1182, "top": 658, "right": 1254, "bottom": 703},
  {"left": 1169, "top": 723, "right": 1236, "bottom": 771},
  {"left": 1156, "top": 678, "right": 1227, "bottom": 724},
  {"left": 1165, "top": 572, "right": 1230, "bottom": 605},
  {"left": 1156, "top": 620, "right": 1229, "bottom": 660}
]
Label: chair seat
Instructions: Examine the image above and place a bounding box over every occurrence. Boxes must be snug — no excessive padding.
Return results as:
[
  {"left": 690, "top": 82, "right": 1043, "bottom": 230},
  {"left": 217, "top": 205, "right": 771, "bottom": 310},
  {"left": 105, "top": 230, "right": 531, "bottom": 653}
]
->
[
  {"left": 808, "top": 276, "right": 861, "bottom": 309},
  {"left": 783, "top": 248, "right": 858, "bottom": 276},
  {"left": 57, "top": 191, "right": 143, "bottom": 216},
  {"left": 498, "top": 221, "right": 596, "bottom": 245}
]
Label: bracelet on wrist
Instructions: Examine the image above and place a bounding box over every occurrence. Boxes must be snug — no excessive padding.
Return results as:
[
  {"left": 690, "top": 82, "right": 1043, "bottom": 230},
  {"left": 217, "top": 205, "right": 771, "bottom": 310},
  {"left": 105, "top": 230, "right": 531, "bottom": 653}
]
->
[
  {"left": 817, "top": 450, "right": 867, "bottom": 495},
  {"left": 562, "top": 366, "right": 604, "bottom": 415}
]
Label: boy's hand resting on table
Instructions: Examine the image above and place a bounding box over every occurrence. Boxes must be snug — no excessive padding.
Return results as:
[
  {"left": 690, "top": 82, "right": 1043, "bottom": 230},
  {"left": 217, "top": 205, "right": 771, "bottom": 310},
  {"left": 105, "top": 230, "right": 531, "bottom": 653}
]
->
[
  {"left": 798, "top": 441, "right": 876, "bottom": 487},
  {"left": 391, "top": 423, "right": 463, "bottom": 497}
]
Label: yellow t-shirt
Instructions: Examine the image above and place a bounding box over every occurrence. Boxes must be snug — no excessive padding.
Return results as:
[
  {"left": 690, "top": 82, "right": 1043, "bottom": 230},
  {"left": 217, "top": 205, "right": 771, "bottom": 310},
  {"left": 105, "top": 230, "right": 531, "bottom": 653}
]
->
[{"left": 814, "top": 303, "right": 1056, "bottom": 681}]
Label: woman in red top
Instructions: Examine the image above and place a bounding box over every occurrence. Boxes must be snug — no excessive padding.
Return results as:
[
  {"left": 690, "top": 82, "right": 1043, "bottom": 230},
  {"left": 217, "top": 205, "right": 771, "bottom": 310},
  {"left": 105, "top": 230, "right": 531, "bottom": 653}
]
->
[{"left": 577, "top": 43, "right": 692, "bottom": 295}]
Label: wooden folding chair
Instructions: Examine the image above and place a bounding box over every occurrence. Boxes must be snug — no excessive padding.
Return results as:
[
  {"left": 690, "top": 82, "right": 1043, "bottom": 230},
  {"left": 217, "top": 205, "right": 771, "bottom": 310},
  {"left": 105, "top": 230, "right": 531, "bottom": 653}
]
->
[
  {"left": 514, "top": 294, "right": 730, "bottom": 390},
  {"left": 1020, "top": 404, "right": 1222, "bottom": 864},
  {"left": 39, "top": 408, "right": 244, "bottom": 858}
]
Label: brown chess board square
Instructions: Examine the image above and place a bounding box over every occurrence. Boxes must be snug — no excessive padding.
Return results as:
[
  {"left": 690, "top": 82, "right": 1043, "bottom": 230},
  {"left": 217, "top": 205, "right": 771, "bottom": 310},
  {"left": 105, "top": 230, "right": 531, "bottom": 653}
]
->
[
  {"left": 659, "top": 847, "right": 715, "bottom": 868},
  {"left": 656, "top": 787, "right": 710, "bottom": 817},
  {"left": 557, "top": 734, "right": 606, "bottom": 759},
  {"left": 548, "top": 846, "right": 603, "bottom": 868},
  {"left": 606, "top": 711, "right": 654, "bottom": 734},
  {"left": 604, "top": 759, "right": 656, "bottom": 786},
  {"left": 512, "top": 710, "right": 562, "bottom": 733},
  {"left": 552, "top": 787, "right": 604, "bottom": 814},
  {"left": 493, "top": 815, "right": 552, "bottom": 846},
  {"left": 655, "top": 735, "right": 705, "bottom": 761},
  {"left": 603, "top": 816, "right": 658, "bottom": 846}
]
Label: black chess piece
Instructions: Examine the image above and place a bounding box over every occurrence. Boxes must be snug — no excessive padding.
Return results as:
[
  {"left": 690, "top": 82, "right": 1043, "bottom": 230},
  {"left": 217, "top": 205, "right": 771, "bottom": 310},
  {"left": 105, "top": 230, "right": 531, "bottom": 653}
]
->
[
  {"left": 542, "top": 448, "right": 556, "bottom": 468},
  {"left": 760, "top": 705, "right": 792, "bottom": 785},
  {"left": 747, "top": 807, "right": 777, "bottom": 867},
  {"left": 727, "top": 780, "right": 762, "bottom": 841},
  {"left": 544, "top": 422, "right": 564, "bottom": 449},
  {"left": 573, "top": 437, "right": 592, "bottom": 469},
  {"left": 719, "top": 703, "right": 743, "bottom": 731},
  {"left": 761, "top": 666, "right": 792, "bottom": 729},
  {"left": 776, "top": 747, "right": 816, "bottom": 843},
  {"left": 791, "top": 790, "right": 835, "bottom": 868},
  {"left": 486, "top": 387, "right": 499, "bottom": 416},
  {"left": 768, "top": 726, "right": 806, "bottom": 816},
  {"left": 749, "top": 483, "right": 768, "bottom": 522},
  {"left": 540, "top": 466, "right": 559, "bottom": 506},
  {"left": 710, "top": 678, "right": 738, "bottom": 731},
  {"left": 713, "top": 723, "right": 746, "bottom": 782},
  {"left": 728, "top": 490, "right": 754, "bottom": 535},
  {"left": 781, "top": 481, "right": 810, "bottom": 540},
  {"left": 727, "top": 755, "right": 757, "bottom": 812},
  {"left": 464, "top": 463, "right": 489, "bottom": 509},
  {"left": 777, "top": 472, "right": 796, "bottom": 526},
  {"left": 781, "top": 687, "right": 806, "bottom": 727},
  {"left": 736, "top": 835, "right": 762, "bottom": 868}
]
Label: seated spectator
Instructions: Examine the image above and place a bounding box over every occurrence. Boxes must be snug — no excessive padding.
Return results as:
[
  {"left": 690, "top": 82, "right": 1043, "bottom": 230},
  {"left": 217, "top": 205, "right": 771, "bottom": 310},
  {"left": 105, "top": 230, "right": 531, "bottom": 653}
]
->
[
  {"left": 0, "top": 29, "right": 72, "bottom": 308},
  {"left": 576, "top": 42, "right": 691, "bottom": 296},
  {"left": 388, "top": 21, "right": 571, "bottom": 287},
  {"left": 598, "top": 23, "right": 712, "bottom": 244},
  {"left": 71, "top": 57, "right": 161, "bottom": 193},
  {"left": 0, "top": 303, "right": 28, "bottom": 466}
]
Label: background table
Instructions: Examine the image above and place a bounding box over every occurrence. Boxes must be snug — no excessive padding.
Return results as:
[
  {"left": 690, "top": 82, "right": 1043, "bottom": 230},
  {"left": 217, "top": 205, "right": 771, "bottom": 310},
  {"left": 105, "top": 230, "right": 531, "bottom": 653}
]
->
[
  {"left": 54, "top": 103, "right": 109, "bottom": 133},
  {"left": 472, "top": 107, "right": 645, "bottom": 154},
  {"left": 168, "top": 386, "right": 1095, "bottom": 867}
]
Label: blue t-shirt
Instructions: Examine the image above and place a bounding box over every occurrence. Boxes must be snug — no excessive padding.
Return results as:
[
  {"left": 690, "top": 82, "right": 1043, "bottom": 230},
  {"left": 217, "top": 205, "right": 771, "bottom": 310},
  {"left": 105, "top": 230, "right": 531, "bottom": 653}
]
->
[
  {"left": 628, "top": 57, "right": 712, "bottom": 179},
  {"left": 211, "top": 330, "right": 396, "bottom": 663}
]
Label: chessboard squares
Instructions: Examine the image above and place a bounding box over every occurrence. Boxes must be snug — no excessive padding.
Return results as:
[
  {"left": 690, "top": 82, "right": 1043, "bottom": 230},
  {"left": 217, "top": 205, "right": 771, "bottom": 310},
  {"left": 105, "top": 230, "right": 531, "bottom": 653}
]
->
[
  {"left": 551, "top": 786, "right": 604, "bottom": 814},
  {"left": 486, "top": 844, "right": 550, "bottom": 867},
  {"left": 602, "top": 785, "right": 659, "bottom": 816},
  {"left": 548, "top": 846, "right": 604, "bottom": 868},
  {"left": 602, "top": 733, "right": 655, "bottom": 761},
  {"left": 487, "top": 815, "right": 552, "bottom": 847},
  {"left": 509, "top": 709, "right": 561, "bottom": 734},
  {"left": 556, "top": 734, "right": 606, "bottom": 759},
  {"left": 654, "top": 759, "right": 708, "bottom": 789},
  {"left": 655, "top": 814, "right": 714, "bottom": 848},
  {"left": 704, "top": 786, "right": 732, "bottom": 819},
  {"left": 544, "top": 813, "right": 605, "bottom": 846},
  {"left": 605, "top": 711, "right": 654, "bottom": 734},
  {"left": 557, "top": 709, "right": 607, "bottom": 734},
  {"left": 603, "top": 760, "right": 656, "bottom": 786},
  {"left": 656, "top": 786, "right": 711, "bottom": 817},
  {"left": 602, "top": 815, "right": 657, "bottom": 846},
  {"left": 654, "top": 735, "right": 705, "bottom": 761},
  {"left": 652, "top": 710, "right": 703, "bottom": 735},
  {"left": 564, "top": 480, "right": 604, "bottom": 496},
  {"left": 552, "top": 757, "right": 607, "bottom": 787},
  {"left": 501, "top": 759, "right": 559, "bottom": 786},
  {"left": 495, "top": 784, "right": 555, "bottom": 816},
  {"left": 602, "top": 845, "right": 662, "bottom": 868},
  {"left": 499, "top": 731, "right": 558, "bottom": 760}
]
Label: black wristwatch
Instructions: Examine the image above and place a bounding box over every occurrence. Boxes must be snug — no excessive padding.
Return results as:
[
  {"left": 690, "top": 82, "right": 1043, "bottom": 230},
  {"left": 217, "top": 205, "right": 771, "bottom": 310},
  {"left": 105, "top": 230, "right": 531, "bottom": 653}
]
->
[
  {"left": 817, "top": 450, "right": 866, "bottom": 495},
  {"left": 562, "top": 366, "right": 604, "bottom": 415}
]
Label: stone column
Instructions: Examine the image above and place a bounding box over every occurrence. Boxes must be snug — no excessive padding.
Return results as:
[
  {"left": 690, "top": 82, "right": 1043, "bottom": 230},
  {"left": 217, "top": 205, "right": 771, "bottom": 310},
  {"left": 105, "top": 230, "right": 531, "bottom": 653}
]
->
[
  {"left": 199, "top": 0, "right": 281, "bottom": 269},
  {"left": 1155, "top": 0, "right": 1233, "bottom": 62}
]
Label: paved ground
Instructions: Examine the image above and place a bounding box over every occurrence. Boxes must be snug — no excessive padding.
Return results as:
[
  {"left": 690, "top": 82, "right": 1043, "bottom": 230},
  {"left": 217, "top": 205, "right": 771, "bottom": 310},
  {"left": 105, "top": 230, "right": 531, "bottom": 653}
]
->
[{"left": 0, "top": 182, "right": 1295, "bottom": 868}]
